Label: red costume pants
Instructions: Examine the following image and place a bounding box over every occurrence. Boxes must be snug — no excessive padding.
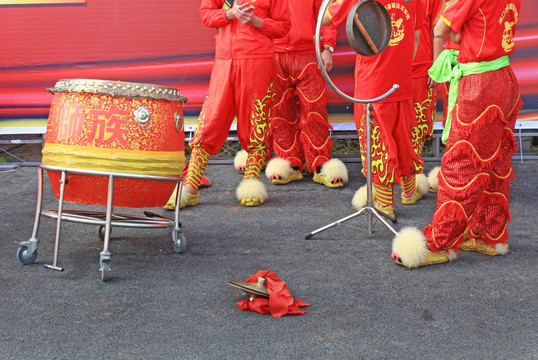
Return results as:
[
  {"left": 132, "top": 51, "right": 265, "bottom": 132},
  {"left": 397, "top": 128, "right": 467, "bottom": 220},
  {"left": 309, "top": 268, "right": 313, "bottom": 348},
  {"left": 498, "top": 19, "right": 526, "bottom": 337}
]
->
[
  {"left": 423, "top": 66, "right": 522, "bottom": 252},
  {"left": 411, "top": 76, "right": 436, "bottom": 160},
  {"left": 189, "top": 58, "right": 276, "bottom": 182},
  {"left": 354, "top": 99, "right": 423, "bottom": 186},
  {"left": 271, "top": 52, "right": 333, "bottom": 173}
]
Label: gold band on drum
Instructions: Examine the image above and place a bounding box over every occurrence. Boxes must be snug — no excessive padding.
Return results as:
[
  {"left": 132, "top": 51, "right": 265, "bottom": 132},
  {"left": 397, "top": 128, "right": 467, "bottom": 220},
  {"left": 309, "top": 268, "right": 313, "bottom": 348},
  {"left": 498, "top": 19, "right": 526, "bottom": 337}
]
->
[
  {"left": 46, "top": 79, "right": 188, "bottom": 103},
  {"left": 42, "top": 143, "right": 186, "bottom": 176}
]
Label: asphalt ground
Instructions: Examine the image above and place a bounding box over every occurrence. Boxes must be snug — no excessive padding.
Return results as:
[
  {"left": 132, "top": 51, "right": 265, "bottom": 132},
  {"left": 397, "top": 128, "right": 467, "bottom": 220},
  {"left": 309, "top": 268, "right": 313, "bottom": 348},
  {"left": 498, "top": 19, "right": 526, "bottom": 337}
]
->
[{"left": 1, "top": 158, "right": 536, "bottom": 359}]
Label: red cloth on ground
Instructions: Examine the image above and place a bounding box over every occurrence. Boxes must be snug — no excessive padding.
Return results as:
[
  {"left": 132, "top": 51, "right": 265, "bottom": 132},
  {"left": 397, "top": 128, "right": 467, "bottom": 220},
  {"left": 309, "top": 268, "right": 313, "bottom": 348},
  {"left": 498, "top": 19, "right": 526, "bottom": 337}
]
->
[{"left": 235, "top": 270, "right": 311, "bottom": 319}]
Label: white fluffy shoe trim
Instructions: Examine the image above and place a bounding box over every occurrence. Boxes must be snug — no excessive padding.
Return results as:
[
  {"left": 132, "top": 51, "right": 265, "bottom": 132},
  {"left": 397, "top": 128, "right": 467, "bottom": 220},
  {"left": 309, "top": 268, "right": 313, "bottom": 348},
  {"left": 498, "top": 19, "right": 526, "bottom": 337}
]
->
[
  {"left": 351, "top": 185, "right": 368, "bottom": 211},
  {"left": 448, "top": 248, "right": 458, "bottom": 261},
  {"left": 234, "top": 149, "right": 248, "bottom": 172},
  {"left": 392, "top": 227, "right": 428, "bottom": 268},
  {"left": 427, "top": 166, "right": 441, "bottom": 191},
  {"left": 416, "top": 172, "right": 430, "bottom": 196},
  {"left": 320, "top": 158, "right": 349, "bottom": 183},
  {"left": 236, "top": 178, "right": 268, "bottom": 202},
  {"left": 495, "top": 243, "right": 510, "bottom": 255},
  {"left": 265, "top": 158, "right": 292, "bottom": 180}
]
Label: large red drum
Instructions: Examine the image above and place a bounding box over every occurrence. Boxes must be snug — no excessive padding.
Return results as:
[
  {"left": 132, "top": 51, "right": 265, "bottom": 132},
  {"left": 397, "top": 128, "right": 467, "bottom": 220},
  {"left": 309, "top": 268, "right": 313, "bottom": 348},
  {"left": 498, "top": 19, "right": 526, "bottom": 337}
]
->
[{"left": 42, "top": 79, "right": 186, "bottom": 207}]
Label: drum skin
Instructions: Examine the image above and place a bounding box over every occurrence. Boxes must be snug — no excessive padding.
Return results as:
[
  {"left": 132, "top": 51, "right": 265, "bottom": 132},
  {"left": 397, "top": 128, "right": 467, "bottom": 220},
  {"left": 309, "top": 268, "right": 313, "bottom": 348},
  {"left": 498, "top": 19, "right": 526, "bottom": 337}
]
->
[
  {"left": 42, "top": 79, "right": 186, "bottom": 207},
  {"left": 346, "top": 0, "right": 391, "bottom": 56}
]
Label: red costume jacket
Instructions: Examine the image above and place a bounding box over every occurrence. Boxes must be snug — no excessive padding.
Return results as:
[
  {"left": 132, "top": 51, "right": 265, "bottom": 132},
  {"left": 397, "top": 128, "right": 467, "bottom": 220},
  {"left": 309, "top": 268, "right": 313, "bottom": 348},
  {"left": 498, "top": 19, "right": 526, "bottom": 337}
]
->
[
  {"left": 412, "top": 0, "right": 445, "bottom": 78},
  {"left": 273, "top": 0, "right": 336, "bottom": 54},
  {"left": 200, "top": 0, "right": 291, "bottom": 59}
]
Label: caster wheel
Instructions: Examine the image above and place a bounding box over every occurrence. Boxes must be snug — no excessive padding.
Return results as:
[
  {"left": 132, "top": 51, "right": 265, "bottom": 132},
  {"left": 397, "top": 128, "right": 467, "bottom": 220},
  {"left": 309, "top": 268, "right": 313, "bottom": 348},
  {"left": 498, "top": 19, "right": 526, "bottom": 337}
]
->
[
  {"left": 98, "top": 226, "right": 111, "bottom": 241},
  {"left": 172, "top": 229, "right": 187, "bottom": 253},
  {"left": 18, "top": 246, "right": 38, "bottom": 265},
  {"left": 100, "top": 260, "right": 111, "bottom": 282}
]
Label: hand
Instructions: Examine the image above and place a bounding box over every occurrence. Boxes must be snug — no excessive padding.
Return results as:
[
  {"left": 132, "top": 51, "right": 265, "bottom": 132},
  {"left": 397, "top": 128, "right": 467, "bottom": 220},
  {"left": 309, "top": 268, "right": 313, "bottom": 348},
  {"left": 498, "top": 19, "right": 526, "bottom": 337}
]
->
[
  {"left": 226, "top": 2, "right": 251, "bottom": 21},
  {"left": 227, "top": 2, "right": 263, "bottom": 28},
  {"left": 449, "top": 31, "right": 461, "bottom": 44},
  {"left": 239, "top": 7, "right": 264, "bottom": 28},
  {"left": 427, "top": 76, "right": 438, "bottom": 89},
  {"left": 321, "top": 50, "right": 333, "bottom": 72}
]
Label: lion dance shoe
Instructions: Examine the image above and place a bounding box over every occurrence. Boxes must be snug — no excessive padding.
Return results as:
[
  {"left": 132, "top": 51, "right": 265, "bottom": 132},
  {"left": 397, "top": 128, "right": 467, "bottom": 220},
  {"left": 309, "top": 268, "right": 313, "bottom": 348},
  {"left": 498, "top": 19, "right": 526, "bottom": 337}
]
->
[
  {"left": 236, "top": 178, "right": 267, "bottom": 207},
  {"left": 312, "top": 159, "right": 348, "bottom": 189},
  {"left": 401, "top": 190, "right": 423, "bottom": 205},
  {"left": 391, "top": 227, "right": 457, "bottom": 268},
  {"left": 351, "top": 185, "right": 396, "bottom": 219},
  {"left": 163, "top": 188, "right": 177, "bottom": 210},
  {"left": 164, "top": 184, "right": 201, "bottom": 210},
  {"left": 180, "top": 191, "right": 200, "bottom": 209},
  {"left": 392, "top": 250, "right": 450, "bottom": 267},
  {"left": 373, "top": 200, "right": 395, "bottom": 218},
  {"left": 273, "top": 170, "right": 303, "bottom": 185},
  {"left": 460, "top": 239, "right": 509, "bottom": 256},
  {"left": 401, "top": 173, "right": 429, "bottom": 205},
  {"left": 265, "top": 158, "right": 303, "bottom": 185}
]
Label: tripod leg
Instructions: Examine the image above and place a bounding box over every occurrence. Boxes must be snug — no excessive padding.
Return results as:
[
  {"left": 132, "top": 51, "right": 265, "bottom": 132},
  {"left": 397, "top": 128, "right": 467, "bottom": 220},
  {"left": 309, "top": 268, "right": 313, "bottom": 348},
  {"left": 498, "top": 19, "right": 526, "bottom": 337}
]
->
[
  {"left": 304, "top": 101, "right": 400, "bottom": 238},
  {"left": 304, "top": 207, "right": 369, "bottom": 239}
]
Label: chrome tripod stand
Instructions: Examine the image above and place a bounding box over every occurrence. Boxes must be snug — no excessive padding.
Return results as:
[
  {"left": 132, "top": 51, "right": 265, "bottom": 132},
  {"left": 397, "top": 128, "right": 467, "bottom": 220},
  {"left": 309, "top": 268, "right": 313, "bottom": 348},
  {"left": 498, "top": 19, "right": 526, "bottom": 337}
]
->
[
  {"left": 305, "top": 101, "right": 398, "bottom": 239},
  {"left": 305, "top": 0, "right": 399, "bottom": 239}
]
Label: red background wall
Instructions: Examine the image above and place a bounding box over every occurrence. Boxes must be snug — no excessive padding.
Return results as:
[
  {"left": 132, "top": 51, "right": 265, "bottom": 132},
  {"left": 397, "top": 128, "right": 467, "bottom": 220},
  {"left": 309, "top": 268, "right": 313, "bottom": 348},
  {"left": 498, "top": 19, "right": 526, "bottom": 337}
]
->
[{"left": 0, "top": 0, "right": 537, "bottom": 122}]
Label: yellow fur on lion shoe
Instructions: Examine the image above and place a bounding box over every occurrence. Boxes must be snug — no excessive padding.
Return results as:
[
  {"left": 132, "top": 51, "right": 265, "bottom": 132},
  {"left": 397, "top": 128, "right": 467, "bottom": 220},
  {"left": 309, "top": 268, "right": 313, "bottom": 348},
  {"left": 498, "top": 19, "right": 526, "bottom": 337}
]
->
[
  {"left": 391, "top": 227, "right": 457, "bottom": 268},
  {"left": 460, "top": 240, "right": 509, "bottom": 256},
  {"left": 236, "top": 178, "right": 267, "bottom": 207},
  {"left": 313, "top": 158, "right": 348, "bottom": 188},
  {"left": 265, "top": 158, "right": 303, "bottom": 185}
]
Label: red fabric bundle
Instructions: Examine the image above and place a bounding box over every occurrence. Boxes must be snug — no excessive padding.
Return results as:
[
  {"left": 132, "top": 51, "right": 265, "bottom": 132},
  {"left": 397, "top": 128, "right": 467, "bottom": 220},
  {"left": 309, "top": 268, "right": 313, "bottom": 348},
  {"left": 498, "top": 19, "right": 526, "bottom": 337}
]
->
[{"left": 236, "top": 270, "right": 311, "bottom": 319}]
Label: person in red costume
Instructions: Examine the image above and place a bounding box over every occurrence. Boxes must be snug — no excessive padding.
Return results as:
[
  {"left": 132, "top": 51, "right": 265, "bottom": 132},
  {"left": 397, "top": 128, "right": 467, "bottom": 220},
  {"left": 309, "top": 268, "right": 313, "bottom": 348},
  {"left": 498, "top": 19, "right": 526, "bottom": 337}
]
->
[
  {"left": 391, "top": 0, "right": 522, "bottom": 268},
  {"left": 175, "top": 0, "right": 290, "bottom": 209},
  {"left": 257, "top": 0, "right": 349, "bottom": 188},
  {"left": 325, "top": 0, "right": 426, "bottom": 219},
  {"left": 411, "top": 0, "right": 445, "bottom": 191},
  {"left": 424, "top": 0, "right": 461, "bottom": 194}
]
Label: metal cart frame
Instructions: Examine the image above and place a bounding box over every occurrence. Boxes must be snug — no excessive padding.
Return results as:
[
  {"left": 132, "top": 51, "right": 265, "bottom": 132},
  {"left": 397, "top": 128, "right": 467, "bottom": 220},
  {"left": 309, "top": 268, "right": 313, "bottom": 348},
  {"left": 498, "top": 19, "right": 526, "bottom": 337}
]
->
[{"left": 17, "top": 164, "right": 186, "bottom": 281}]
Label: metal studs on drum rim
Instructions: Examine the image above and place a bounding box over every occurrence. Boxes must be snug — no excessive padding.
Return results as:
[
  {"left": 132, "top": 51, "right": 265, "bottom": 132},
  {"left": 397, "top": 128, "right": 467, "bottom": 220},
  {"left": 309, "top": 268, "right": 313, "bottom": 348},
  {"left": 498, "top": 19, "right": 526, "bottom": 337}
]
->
[{"left": 346, "top": 0, "right": 392, "bottom": 56}]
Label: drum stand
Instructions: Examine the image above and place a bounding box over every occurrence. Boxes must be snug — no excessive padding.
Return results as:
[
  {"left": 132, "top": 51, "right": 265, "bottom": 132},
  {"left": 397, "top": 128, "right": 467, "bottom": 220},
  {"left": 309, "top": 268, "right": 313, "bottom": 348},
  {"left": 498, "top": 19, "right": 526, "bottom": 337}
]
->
[
  {"left": 17, "top": 164, "right": 186, "bottom": 282},
  {"left": 305, "top": 102, "right": 398, "bottom": 239}
]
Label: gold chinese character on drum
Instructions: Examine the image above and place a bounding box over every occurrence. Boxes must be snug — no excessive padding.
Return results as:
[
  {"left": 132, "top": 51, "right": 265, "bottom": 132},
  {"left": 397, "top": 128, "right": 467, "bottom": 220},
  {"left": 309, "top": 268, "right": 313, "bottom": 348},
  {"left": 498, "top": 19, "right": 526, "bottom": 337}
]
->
[{"left": 42, "top": 79, "right": 187, "bottom": 207}]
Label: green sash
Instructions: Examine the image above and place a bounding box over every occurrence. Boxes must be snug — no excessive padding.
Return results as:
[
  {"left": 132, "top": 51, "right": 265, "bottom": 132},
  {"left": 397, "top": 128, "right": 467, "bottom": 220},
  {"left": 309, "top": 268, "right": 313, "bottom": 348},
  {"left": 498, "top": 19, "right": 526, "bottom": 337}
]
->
[
  {"left": 223, "top": 0, "right": 234, "bottom": 10},
  {"left": 428, "top": 51, "right": 510, "bottom": 144},
  {"left": 218, "top": 0, "right": 234, "bottom": 31}
]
